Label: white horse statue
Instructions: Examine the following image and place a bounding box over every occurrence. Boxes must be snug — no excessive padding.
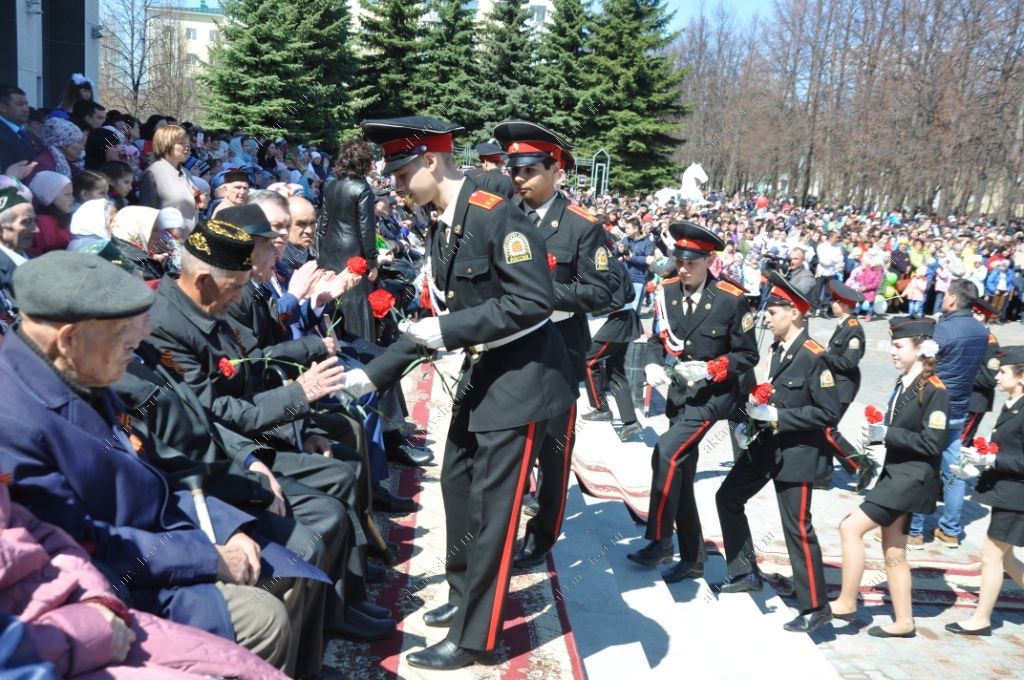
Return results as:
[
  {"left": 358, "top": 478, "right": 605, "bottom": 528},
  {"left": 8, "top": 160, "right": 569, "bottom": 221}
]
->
[{"left": 655, "top": 163, "right": 709, "bottom": 207}]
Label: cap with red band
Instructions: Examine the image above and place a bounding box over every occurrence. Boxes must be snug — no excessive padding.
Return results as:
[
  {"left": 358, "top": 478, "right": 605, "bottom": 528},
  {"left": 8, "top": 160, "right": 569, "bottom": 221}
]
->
[
  {"left": 765, "top": 270, "right": 811, "bottom": 313},
  {"left": 361, "top": 116, "right": 465, "bottom": 174},
  {"left": 492, "top": 120, "right": 576, "bottom": 171},
  {"left": 667, "top": 220, "right": 726, "bottom": 260}
]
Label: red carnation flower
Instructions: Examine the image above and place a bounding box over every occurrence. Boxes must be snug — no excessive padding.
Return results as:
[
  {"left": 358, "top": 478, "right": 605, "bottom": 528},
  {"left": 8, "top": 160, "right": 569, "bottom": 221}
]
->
[
  {"left": 419, "top": 283, "right": 433, "bottom": 315},
  {"left": 707, "top": 356, "right": 729, "bottom": 383},
  {"left": 346, "top": 256, "right": 369, "bottom": 276},
  {"left": 218, "top": 357, "right": 236, "bottom": 378},
  {"left": 645, "top": 281, "right": 656, "bottom": 294},
  {"left": 973, "top": 436, "right": 988, "bottom": 452},
  {"left": 547, "top": 252, "right": 557, "bottom": 271},
  {"left": 750, "top": 382, "right": 775, "bottom": 405},
  {"left": 368, "top": 289, "right": 397, "bottom": 319},
  {"left": 864, "top": 405, "right": 884, "bottom": 424},
  {"left": 986, "top": 442, "right": 999, "bottom": 455}
]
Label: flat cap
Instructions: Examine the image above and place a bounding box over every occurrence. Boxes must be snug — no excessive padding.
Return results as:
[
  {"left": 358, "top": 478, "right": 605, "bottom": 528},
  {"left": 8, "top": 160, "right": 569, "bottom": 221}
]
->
[
  {"left": 13, "top": 251, "right": 154, "bottom": 321},
  {"left": 185, "top": 218, "right": 254, "bottom": 271}
]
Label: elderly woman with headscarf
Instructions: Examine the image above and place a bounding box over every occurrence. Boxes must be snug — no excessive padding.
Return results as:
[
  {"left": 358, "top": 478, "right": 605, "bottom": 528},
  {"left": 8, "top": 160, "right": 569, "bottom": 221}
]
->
[
  {"left": 26, "top": 171, "right": 73, "bottom": 256},
  {"left": 109, "top": 205, "right": 176, "bottom": 282},
  {"left": 138, "top": 125, "right": 198, "bottom": 230},
  {"left": 68, "top": 198, "right": 116, "bottom": 252},
  {"left": 28, "top": 118, "right": 84, "bottom": 181}
]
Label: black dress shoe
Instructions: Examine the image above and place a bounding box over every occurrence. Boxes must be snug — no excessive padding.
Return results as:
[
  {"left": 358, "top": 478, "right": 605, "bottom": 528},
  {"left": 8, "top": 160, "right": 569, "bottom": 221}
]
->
[
  {"left": 328, "top": 606, "right": 396, "bottom": 642},
  {"left": 618, "top": 422, "right": 644, "bottom": 440},
  {"left": 945, "top": 622, "right": 991, "bottom": 636},
  {"left": 856, "top": 458, "right": 879, "bottom": 492},
  {"left": 713, "top": 572, "right": 764, "bottom": 593},
  {"left": 372, "top": 485, "right": 417, "bottom": 514},
  {"left": 522, "top": 494, "right": 540, "bottom": 517},
  {"left": 582, "top": 408, "right": 613, "bottom": 422},
  {"left": 661, "top": 560, "right": 703, "bottom": 583},
  {"left": 514, "top": 545, "right": 549, "bottom": 569},
  {"left": 352, "top": 600, "right": 392, "bottom": 619},
  {"left": 387, "top": 443, "right": 435, "bottom": 466},
  {"left": 423, "top": 603, "right": 459, "bottom": 627},
  {"left": 867, "top": 625, "right": 916, "bottom": 638},
  {"left": 366, "top": 560, "right": 387, "bottom": 583},
  {"left": 626, "top": 539, "right": 674, "bottom": 568},
  {"left": 407, "top": 640, "right": 478, "bottom": 670},
  {"left": 784, "top": 607, "right": 833, "bottom": 633}
]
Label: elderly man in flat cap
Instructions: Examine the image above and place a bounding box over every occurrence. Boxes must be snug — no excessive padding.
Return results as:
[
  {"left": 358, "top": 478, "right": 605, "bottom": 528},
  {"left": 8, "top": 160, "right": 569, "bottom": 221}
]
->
[{"left": 0, "top": 251, "right": 304, "bottom": 674}]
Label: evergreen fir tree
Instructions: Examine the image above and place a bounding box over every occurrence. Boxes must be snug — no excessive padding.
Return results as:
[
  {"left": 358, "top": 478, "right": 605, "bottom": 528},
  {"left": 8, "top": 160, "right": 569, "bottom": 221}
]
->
[
  {"left": 477, "top": 0, "right": 540, "bottom": 134},
  {"left": 419, "top": 0, "right": 483, "bottom": 131},
  {"left": 201, "top": 0, "right": 355, "bottom": 144},
  {"left": 532, "top": 0, "right": 590, "bottom": 138},
  {"left": 576, "top": 0, "right": 687, "bottom": 193},
  {"left": 351, "top": 0, "right": 428, "bottom": 121}
]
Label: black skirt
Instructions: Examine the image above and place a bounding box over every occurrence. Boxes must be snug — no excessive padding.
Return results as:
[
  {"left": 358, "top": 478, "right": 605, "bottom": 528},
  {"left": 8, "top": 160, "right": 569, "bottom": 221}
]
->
[
  {"left": 861, "top": 500, "right": 910, "bottom": 533},
  {"left": 988, "top": 507, "right": 1024, "bottom": 547}
]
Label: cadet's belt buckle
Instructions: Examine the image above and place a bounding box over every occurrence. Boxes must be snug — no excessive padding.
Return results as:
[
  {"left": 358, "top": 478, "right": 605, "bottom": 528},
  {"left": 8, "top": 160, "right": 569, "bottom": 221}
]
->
[{"left": 466, "top": 345, "right": 481, "bottom": 357}]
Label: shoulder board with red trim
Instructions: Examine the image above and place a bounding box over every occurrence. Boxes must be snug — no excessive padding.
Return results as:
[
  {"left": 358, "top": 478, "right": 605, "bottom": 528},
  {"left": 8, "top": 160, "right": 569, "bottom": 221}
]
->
[
  {"left": 989, "top": 333, "right": 997, "bottom": 344},
  {"left": 928, "top": 375, "right": 946, "bottom": 390},
  {"left": 659, "top": 277, "right": 680, "bottom": 287},
  {"left": 803, "top": 339, "right": 825, "bottom": 355},
  {"left": 567, "top": 204, "right": 598, "bottom": 223},
  {"left": 468, "top": 190, "right": 501, "bottom": 211},
  {"left": 715, "top": 281, "right": 744, "bottom": 297},
  {"left": 848, "top": 318, "right": 859, "bottom": 327}
]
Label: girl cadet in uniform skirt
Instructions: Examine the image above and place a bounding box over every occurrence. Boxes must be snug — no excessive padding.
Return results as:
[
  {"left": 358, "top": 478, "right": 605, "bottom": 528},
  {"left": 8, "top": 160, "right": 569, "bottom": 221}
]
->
[
  {"left": 830, "top": 317, "right": 948, "bottom": 638},
  {"left": 945, "top": 345, "right": 1024, "bottom": 636}
]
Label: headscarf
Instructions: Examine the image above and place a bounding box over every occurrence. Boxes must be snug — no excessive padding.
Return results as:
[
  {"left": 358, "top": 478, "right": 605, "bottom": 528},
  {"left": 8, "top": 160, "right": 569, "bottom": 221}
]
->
[
  {"left": 68, "top": 198, "right": 114, "bottom": 250},
  {"left": 28, "top": 171, "right": 71, "bottom": 207},
  {"left": 111, "top": 205, "right": 160, "bottom": 250},
  {"left": 41, "top": 118, "right": 83, "bottom": 178}
]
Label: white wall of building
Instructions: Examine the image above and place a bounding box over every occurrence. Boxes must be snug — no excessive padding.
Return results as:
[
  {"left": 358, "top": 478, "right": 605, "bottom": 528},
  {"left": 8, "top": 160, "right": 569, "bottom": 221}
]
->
[{"left": 16, "top": 0, "right": 44, "bottom": 105}]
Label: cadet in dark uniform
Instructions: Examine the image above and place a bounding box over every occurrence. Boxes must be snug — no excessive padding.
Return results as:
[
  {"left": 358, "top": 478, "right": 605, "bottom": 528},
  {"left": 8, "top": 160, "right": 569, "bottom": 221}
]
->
[
  {"left": 340, "top": 117, "right": 575, "bottom": 670},
  {"left": 463, "top": 140, "right": 516, "bottom": 200},
  {"left": 831, "top": 317, "right": 948, "bottom": 638},
  {"left": 490, "top": 121, "right": 613, "bottom": 569},
  {"left": 961, "top": 299, "right": 1000, "bottom": 442},
  {"left": 628, "top": 222, "right": 759, "bottom": 583},
  {"left": 817, "top": 280, "right": 878, "bottom": 490},
  {"left": 947, "top": 345, "right": 1024, "bottom": 636},
  {"left": 581, "top": 302, "right": 644, "bottom": 441},
  {"left": 714, "top": 272, "right": 840, "bottom": 633}
]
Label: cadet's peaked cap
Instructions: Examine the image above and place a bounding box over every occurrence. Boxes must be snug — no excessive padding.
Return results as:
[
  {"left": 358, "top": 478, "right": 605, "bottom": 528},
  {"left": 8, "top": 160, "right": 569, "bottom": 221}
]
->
[
  {"left": 362, "top": 116, "right": 465, "bottom": 174},
  {"left": 828, "top": 279, "right": 865, "bottom": 305},
  {"left": 218, "top": 203, "right": 277, "bottom": 239},
  {"left": 972, "top": 298, "right": 998, "bottom": 319},
  {"left": 997, "top": 345, "right": 1024, "bottom": 367},
  {"left": 667, "top": 221, "right": 725, "bottom": 260},
  {"left": 185, "top": 218, "right": 254, "bottom": 271},
  {"left": 14, "top": 251, "right": 154, "bottom": 322},
  {"left": 492, "top": 120, "right": 575, "bottom": 171},
  {"left": 765, "top": 270, "right": 812, "bottom": 314},
  {"left": 888, "top": 316, "right": 936, "bottom": 340},
  {"left": 475, "top": 140, "right": 505, "bottom": 161}
]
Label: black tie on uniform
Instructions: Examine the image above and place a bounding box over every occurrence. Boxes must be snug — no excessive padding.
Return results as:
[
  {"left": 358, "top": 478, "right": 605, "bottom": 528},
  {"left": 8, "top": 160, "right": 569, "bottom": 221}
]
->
[
  {"left": 526, "top": 208, "right": 540, "bottom": 226},
  {"left": 886, "top": 378, "right": 905, "bottom": 425},
  {"left": 769, "top": 341, "right": 782, "bottom": 376}
]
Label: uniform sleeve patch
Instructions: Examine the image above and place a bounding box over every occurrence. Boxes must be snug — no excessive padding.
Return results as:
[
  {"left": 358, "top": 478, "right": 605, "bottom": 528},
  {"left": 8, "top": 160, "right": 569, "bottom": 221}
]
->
[
  {"left": 928, "top": 375, "right": 946, "bottom": 389},
  {"left": 503, "top": 232, "right": 533, "bottom": 263},
  {"left": 849, "top": 337, "right": 861, "bottom": 349},
  {"left": 928, "top": 410, "right": 947, "bottom": 430},
  {"left": 988, "top": 357, "right": 1000, "bottom": 371},
  {"left": 820, "top": 369, "right": 835, "bottom": 388},
  {"left": 741, "top": 312, "right": 754, "bottom": 332},
  {"left": 594, "top": 246, "right": 610, "bottom": 271},
  {"left": 803, "top": 339, "right": 825, "bottom": 355},
  {"left": 567, "top": 204, "right": 598, "bottom": 222},
  {"left": 468, "top": 190, "right": 501, "bottom": 211},
  {"left": 715, "top": 281, "right": 744, "bottom": 297},
  {"left": 849, "top": 318, "right": 859, "bottom": 327}
]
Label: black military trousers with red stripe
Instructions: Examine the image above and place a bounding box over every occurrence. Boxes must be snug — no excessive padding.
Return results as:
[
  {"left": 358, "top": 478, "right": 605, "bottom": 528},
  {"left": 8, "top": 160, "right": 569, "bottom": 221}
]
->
[
  {"left": 584, "top": 340, "right": 637, "bottom": 424},
  {"left": 817, "top": 401, "right": 861, "bottom": 484},
  {"left": 523, "top": 402, "right": 578, "bottom": 555},
  {"left": 645, "top": 399, "right": 723, "bottom": 563},
  {"left": 961, "top": 411, "right": 985, "bottom": 442},
  {"left": 440, "top": 400, "right": 548, "bottom": 652},
  {"left": 716, "top": 455, "right": 828, "bottom": 613}
]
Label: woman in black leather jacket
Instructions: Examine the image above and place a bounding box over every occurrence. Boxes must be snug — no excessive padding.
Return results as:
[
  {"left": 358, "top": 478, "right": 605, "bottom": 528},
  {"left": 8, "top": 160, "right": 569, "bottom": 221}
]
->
[{"left": 317, "top": 140, "right": 379, "bottom": 341}]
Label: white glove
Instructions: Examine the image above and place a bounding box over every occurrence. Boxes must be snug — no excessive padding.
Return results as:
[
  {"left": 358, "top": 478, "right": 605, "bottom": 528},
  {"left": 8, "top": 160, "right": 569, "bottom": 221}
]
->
[
  {"left": 644, "top": 363, "right": 670, "bottom": 387},
  {"left": 399, "top": 317, "right": 445, "bottom": 350},
  {"left": 340, "top": 368, "right": 376, "bottom": 398},
  {"left": 961, "top": 447, "right": 995, "bottom": 470},
  {"left": 676, "top": 361, "right": 709, "bottom": 382},
  {"left": 862, "top": 422, "right": 888, "bottom": 444},
  {"left": 735, "top": 422, "right": 753, "bottom": 450},
  {"left": 950, "top": 462, "right": 981, "bottom": 481},
  {"left": 747, "top": 403, "right": 778, "bottom": 422}
]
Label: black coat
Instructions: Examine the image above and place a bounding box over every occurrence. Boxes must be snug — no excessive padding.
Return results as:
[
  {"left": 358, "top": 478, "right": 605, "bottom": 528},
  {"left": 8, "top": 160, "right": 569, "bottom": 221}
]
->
[
  {"left": 464, "top": 167, "right": 516, "bottom": 201},
  {"left": 822, "top": 315, "right": 865, "bottom": 405},
  {"left": 973, "top": 399, "right": 1024, "bottom": 511},
  {"left": 867, "top": 374, "right": 948, "bottom": 514},
  {"left": 750, "top": 330, "right": 842, "bottom": 483},
  {"left": 968, "top": 332, "right": 1000, "bottom": 413},
  {"left": 592, "top": 308, "right": 643, "bottom": 344},
  {"left": 363, "top": 179, "right": 575, "bottom": 432}
]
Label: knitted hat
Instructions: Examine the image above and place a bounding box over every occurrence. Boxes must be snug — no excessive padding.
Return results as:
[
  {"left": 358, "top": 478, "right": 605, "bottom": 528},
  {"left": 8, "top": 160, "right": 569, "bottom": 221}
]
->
[{"left": 28, "top": 171, "right": 72, "bottom": 207}]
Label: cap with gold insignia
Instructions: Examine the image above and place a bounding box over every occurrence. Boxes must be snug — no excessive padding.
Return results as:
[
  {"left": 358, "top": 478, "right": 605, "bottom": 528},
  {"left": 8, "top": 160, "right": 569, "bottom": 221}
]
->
[
  {"left": 828, "top": 279, "right": 865, "bottom": 305},
  {"left": 218, "top": 203, "right": 277, "bottom": 239},
  {"left": 362, "top": 116, "right": 465, "bottom": 174},
  {"left": 475, "top": 140, "right": 506, "bottom": 163},
  {"left": 667, "top": 221, "right": 726, "bottom": 260},
  {"left": 492, "top": 120, "right": 575, "bottom": 171},
  {"left": 972, "top": 299, "right": 998, "bottom": 320},
  {"left": 888, "top": 316, "right": 935, "bottom": 339},
  {"left": 764, "top": 270, "right": 811, "bottom": 314},
  {"left": 184, "top": 217, "right": 254, "bottom": 271},
  {"left": 13, "top": 251, "right": 154, "bottom": 322}
]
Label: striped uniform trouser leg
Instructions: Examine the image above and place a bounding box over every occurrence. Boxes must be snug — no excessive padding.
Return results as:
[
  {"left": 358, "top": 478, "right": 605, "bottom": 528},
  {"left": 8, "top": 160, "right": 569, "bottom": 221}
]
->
[
  {"left": 523, "top": 403, "right": 578, "bottom": 554},
  {"left": 775, "top": 480, "right": 827, "bottom": 613}
]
